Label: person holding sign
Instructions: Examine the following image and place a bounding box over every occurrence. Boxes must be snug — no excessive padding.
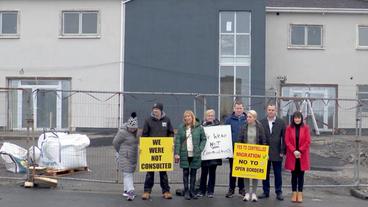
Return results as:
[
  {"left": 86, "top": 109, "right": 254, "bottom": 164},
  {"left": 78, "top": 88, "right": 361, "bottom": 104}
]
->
[
  {"left": 198, "top": 109, "right": 222, "bottom": 198},
  {"left": 259, "top": 103, "right": 286, "bottom": 201},
  {"left": 285, "top": 111, "right": 310, "bottom": 203},
  {"left": 113, "top": 112, "right": 139, "bottom": 201},
  {"left": 238, "top": 110, "right": 266, "bottom": 202},
  {"left": 224, "top": 100, "right": 246, "bottom": 198},
  {"left": 174, "top": 110, "right": 206, "bottom": 200},
  {"left": 141, "top": 103, "right": 174, "bottom": 200}
]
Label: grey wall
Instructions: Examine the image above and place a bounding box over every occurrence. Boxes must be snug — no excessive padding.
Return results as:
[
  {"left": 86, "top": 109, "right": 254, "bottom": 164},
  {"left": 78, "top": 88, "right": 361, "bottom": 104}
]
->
[{"left": 124, "top": 0, "right": 265, "bottom": 126}]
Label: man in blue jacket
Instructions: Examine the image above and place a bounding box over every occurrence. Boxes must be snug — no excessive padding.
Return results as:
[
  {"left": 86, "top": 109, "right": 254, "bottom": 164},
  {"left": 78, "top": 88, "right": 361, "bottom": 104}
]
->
[{"left": 224, "top": 100, "right": 247, "bottom": 198}]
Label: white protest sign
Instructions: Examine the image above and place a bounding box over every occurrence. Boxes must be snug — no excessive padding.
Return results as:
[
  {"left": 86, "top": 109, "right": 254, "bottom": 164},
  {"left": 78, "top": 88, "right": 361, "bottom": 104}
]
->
[{"left": 201, "top": 125, "right": 233, "bottom": 160}]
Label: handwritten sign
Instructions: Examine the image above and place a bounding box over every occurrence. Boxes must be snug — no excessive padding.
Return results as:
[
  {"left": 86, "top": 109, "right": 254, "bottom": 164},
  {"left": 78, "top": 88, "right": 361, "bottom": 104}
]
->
[
  {"left": 139, "top": 137, "right": 173, "bottom": 172},
  {"left": 232, "top": 143, "right": 269, "bottom": 180},
  {"left": 201, "top": 125, "right": 233, "bottom": 160}
]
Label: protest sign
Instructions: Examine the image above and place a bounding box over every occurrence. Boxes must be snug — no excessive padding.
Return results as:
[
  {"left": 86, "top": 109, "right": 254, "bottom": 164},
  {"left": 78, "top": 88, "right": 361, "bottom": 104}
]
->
[
  {"left": 201, "top": 125, "right": 233, "bottom": 160},
  {"left": 139, "top": 137, "right": 173, "bottom": 172},
  {"left": 232, "top": 143, "right": 269, "bottom": 180}
]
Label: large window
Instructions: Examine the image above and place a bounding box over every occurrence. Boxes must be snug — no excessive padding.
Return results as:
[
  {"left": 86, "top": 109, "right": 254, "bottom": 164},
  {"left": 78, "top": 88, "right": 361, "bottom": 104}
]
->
[
  {"left": 358, "top": 25, "right": 368, "bottom": 49},
  {"left": 289, "top": 24, "right": 323, "bottom": 48},
  {"left": 0, "top": 11, "right": 19, "bottom": 37},
  {"left": 219, "top": 11, "right": 251, "bottom": 119},
  {"left": 61, "top": 11, "right": 99, "bottom": 37},
  {"left": 280, "top": 85, "right": 337, "bottom": 132},
  {"left": 8, "top": 79, "right": 71, "bottom": 129}
]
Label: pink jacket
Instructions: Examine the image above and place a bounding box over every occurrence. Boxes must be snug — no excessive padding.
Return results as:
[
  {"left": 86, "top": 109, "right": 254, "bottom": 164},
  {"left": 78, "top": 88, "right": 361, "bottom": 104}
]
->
[{"left": 284, "top": 124, "right": 311, "bottom": 171}]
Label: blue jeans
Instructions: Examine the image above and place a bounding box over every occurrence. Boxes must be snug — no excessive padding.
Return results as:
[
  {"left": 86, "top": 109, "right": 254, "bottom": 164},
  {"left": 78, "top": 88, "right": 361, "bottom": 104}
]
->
[{"left": 262, "top": 161, "right": 283, "bottom": 195}]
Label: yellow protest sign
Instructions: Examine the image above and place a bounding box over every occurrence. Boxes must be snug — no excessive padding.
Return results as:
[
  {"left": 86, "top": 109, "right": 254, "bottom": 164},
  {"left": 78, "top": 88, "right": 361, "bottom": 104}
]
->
[
  {"left": 232, "top": 143, "right": 269, "bottom": 180},
  {"left": 139, "top": 137, "right": 174, "bottom": 172}
]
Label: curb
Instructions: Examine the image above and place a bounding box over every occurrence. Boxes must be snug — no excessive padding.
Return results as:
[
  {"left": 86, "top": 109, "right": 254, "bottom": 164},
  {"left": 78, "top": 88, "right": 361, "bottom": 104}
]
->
[{"left": 350, "top": 188, "right": 368, "bottom": 200}]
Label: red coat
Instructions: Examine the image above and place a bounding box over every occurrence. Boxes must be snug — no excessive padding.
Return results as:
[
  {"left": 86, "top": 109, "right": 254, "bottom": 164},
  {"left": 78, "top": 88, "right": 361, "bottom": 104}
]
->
[{"left": 284, "top": 124, "right": 311, "bottom": 171}]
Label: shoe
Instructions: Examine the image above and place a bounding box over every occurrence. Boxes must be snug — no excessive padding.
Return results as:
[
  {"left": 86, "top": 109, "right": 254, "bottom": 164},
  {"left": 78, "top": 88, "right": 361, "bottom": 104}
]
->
[
  {"left": 163, "top": 192, "right": 172, "bottom": 199},
  {"left": 297, "top": 192, "right": 303, "bottom": 203},
  {"left": 126, "top": 191, "right": 136, "bottom": 201},
  {"left": 184, "top": 191, "right": 191, "bottom": 200},
  {"left": 239, "top": 188, "right": 246, "bottom": 196},
  {"left": 207, "top": 193, "right": 214, "bottom": 198},
  {"left": 258, "top": 193, "right": 269, "bottom": 199},
  {"left": 142, "top": 192, "right": 150, "bottom": 200},
  {"left": 276, "top": 193, "right": 284, "bottom": 201},
  {"left": 197, "top": 192, "right": 204, "bottom": 198},
  {"left": 225, "top": 189, "right": 234, "bottom": 198},
  {"left": 251, "top": 193, "right": 258, "bottom": 202},
  {"left": 291, "top": 192, "right": 297, "bottom": 203},
  {"left": 243, "top": 193, "right": 250, "bottom": 201},
  {"left": 122, "top": 191, "right": 129, "bottom": 197}
]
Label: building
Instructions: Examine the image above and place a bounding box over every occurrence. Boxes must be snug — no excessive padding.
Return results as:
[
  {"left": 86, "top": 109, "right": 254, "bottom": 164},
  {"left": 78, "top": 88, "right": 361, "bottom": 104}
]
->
[
  {"left": 123, "top": 0, "right": 266, "bottom": 124},
  {"left": 0, "top": 0, "right": 122, "bottom": 130},
  {"left": 266, "top": 0, "right": 368, "bottom": 132}
]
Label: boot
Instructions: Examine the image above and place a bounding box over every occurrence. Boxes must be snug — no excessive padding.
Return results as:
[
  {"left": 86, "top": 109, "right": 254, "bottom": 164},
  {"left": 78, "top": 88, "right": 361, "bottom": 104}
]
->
[
  {"left": 291, "top": 192, "right": 297, "bottom": 203},
  {"left": 190, "top": 171, "right": 198, "bottom": 199},
  {"left": 183, "top": 173, "right": 190, "bottom": 200},
  {"left": 297, "top": 192, "right": 303, "bottom": 203}
]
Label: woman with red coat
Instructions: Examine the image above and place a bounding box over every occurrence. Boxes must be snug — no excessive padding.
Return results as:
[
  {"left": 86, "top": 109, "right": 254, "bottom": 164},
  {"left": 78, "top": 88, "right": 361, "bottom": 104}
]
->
[{"left": 284, "top": 111, "right": 310, "bottom": 203}]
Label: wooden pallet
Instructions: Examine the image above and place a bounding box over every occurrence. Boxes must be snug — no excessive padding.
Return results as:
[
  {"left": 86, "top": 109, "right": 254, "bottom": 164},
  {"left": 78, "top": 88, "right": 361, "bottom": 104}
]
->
[{"left": 45, "top": 166, "right": 88, "bottom": 176}]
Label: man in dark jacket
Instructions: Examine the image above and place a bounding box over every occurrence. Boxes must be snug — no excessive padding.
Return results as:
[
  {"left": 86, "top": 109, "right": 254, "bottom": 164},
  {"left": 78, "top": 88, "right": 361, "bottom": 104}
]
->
[
  {"left": 224, "top": 100, "right": 246, "bottom": 198},
  {"left": 259, "top": 103, "right": 286, "bottom": 201},
  {"left": 141, "top": 103, "right": 174, "bottom": 200}
]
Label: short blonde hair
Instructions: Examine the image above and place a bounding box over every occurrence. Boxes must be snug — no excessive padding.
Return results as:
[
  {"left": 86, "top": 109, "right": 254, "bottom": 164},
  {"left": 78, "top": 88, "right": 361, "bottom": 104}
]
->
[
  {"left": 247, "top": 110, "right": 258, "bottom": 120},
  {"left": 204, "top": 109, "right": 215, "bottom": 118},
  {"left": 183, "top": 110, "right": 196, "bottom": 126}
]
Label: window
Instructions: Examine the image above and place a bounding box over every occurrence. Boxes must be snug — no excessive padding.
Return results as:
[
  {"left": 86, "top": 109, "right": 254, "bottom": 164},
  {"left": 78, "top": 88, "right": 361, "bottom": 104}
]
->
[
  {"left": 358, "top": 25, "right": 368, "bottom": 49},
  {"left": 8, "top": 79, "right": 71, "bottom": 129},
  {"left": 290, "top": 24, "right": 323, "bottom": 48},
  {"left": 281, "top": 85, "right": 337, "bottom": 132},
  {"left": 0, "top": 11, "right": 19, "bottom": 37},
  {"left": 357, "top": 85, "right": 368, "bottom": 112},
  {"left": 61, "top": 11, "right": 99, "bottom": 37},
  {"left": 219, "top": 11, "right": 251, "bottom": 119}
]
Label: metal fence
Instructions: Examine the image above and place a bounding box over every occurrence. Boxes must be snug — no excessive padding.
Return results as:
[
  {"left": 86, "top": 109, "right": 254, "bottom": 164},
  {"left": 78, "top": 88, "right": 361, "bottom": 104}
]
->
[{"left": 0, "top": 88, "right": 367, "bottom": 188}]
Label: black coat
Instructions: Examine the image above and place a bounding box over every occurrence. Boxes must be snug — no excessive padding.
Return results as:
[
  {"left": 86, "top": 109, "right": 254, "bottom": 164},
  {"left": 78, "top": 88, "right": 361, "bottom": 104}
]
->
[
  {"left": 260, "top": 117, "right": 286, "bottom": 162},
  {"left": 238, "top": 120, "right": 266, "bottom": 145},
  {"left": 142, "top": 111, "right": 174, "bottom": 137},
  {"left": 201, "top": 119, "right": 222, "bottom": 167}
]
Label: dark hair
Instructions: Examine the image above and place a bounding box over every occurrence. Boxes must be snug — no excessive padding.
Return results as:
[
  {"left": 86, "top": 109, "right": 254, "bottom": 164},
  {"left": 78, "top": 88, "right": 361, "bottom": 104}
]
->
[
  {"left": 290, "top": 111, "right": 304, "bottom": 128},
  {"left": 233, "top": 99, "right": 244, "bottom": 107}
]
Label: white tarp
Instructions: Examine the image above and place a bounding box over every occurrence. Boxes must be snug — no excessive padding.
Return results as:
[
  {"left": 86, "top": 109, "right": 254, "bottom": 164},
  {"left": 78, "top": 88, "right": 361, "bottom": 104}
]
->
[
  {"left": 0, "top": 142, "right": 28, "bottom": 173},
  {"left": 201, "top": 125, "right": 233, "bottom": 160},
  {"left": 38, "top": 132, "right": 90, "bottom": 170}
]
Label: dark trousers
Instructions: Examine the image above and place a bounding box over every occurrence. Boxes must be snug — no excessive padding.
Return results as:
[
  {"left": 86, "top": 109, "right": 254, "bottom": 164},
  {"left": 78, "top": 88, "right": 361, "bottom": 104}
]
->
[
  {"left": 262, "top": 160, "right": 283, "bottom": 195},
  {"left": 183, "top": 157, "right": 197, "bottom": 197},
  {"left": 183, "top": 168, "right": 197, "bottom": 196},
  {"left": 291, "top": 159, "right": 305, "bottom": 192},
  {"left": 143, "top": 171, "right": 170, "bottom": 193},
  {"left": 199, "top": 165, "right": 217, "bottom": 194},
  {"left": 229, "top": 158, "right": 244, "bottom": 190}
]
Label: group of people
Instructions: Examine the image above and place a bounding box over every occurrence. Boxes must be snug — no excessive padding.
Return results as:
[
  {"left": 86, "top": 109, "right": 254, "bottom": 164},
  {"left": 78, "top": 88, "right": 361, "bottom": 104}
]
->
[{"left": 113, "top": 101, "right": 311, "bottom": 203}]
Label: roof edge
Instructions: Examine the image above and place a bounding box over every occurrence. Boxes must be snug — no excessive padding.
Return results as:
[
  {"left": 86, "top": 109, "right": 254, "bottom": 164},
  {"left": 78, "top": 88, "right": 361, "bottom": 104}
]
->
[{"left": 266, "top": 7, "right": 368, "bottom": 14}]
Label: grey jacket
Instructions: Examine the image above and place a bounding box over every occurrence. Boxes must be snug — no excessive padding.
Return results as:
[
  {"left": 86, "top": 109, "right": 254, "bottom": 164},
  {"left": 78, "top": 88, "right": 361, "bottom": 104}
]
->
[
  {"left": 112, "top": 124, "right": 138, "bottom": 173},
  {"left": 260, "top": 117, "right": 286, "bottom": 162}
]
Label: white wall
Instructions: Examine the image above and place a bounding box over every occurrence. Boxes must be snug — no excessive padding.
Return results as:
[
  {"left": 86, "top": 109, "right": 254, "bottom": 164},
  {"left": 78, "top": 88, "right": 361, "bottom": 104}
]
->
[
  {"left": 266, "top": 11, "right": 368, "bottom": 128},
  {"left": 0, "top": 0, "right": 122, "bottom": 129},
  {"left": 0, "top": 0, "right": 121, "bottom": 91}
]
